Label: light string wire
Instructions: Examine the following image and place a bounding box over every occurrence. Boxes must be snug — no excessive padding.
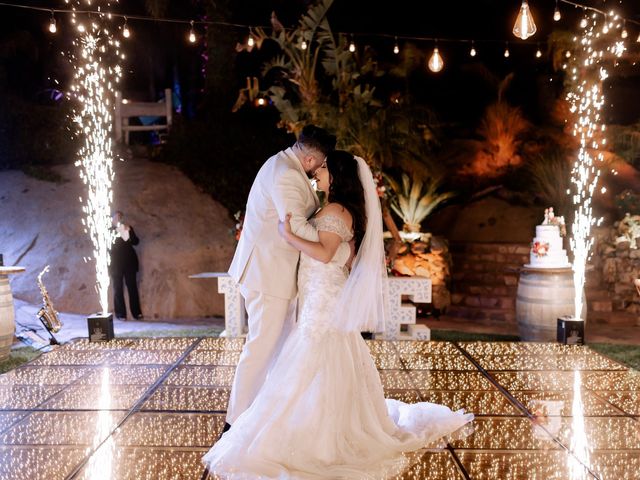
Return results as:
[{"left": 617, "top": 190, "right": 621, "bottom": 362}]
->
[{"left": 0, "top": 0, "right": 639, "bottom": 46}]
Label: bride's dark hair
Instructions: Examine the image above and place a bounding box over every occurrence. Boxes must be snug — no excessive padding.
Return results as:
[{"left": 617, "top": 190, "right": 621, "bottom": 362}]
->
[{"left": 326, "top": 151, "right": 367, "bottom": 251}]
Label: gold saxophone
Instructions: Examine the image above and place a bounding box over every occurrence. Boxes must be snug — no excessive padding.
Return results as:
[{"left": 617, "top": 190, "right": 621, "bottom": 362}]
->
[{"left": 37, "top": 266, "right": 63, "bottom": 333}]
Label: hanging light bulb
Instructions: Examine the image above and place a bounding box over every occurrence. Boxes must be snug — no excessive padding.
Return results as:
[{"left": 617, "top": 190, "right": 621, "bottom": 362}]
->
[
  {"left": 48, "top": 10, "right": 57, "bottom": 33},
  {"left": 188, "top": 20, "right": 197, "bottom": 43},
  {"left": 513, "top": 0, "right": 537, "bottom": 40},
  {"left": 393, "top": 37, "right": 400, "bottom": 55},
  {"left": 348, "top": 38, "right": 356, "bottom": 53},
  {"left": 565, "top": 50, "right": 571, "bottom": 58},
  {"left": 621, "top": 22, "right": 628, "bottom": 39},
  {"left": 580, "top": 16, "right": 588, "bottom": 29},
  {"left": 536, "top": 47, "right": 542, "bottom": 58},
  {"left": 469, "top": 41, "right": 476, "bottom": 57},
  {"left": 504, "top": 42, "right": 510, "bottom": 58},
  {"left": 300, "top": 38, "right": 308, "bottom": 50},
  {"left": 553, "top": 0, "right": 561, "bottom": 21},
  {"left": 122, "top": 17, "right": 130, "bottom": 38},
  {"left": 428, "top": 46, "right": 444, "bottom": 72},
  {"left": 247, "top": 29, "right": 255, "bottom": 48},
  {"left": 637, "top": 33, "right": 640, "bottom": 43}
]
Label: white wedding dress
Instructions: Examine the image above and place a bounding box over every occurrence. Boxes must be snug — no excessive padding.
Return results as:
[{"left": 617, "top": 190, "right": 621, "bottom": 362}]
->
[{"left": 202, "top": 214, "right": 474, "bottom": 479}]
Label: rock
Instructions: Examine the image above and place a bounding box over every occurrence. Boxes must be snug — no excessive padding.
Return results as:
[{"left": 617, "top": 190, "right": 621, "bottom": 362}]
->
[
  {"left": 616, "top": 240, "right": 631, "bottom": 250},
  {"left": 0, "top": 160, "right": 236, "bottom": 318}
]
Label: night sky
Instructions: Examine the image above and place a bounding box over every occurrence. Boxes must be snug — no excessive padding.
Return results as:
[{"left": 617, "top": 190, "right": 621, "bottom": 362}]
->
[{"left": 1, "top": 0, "right": 639, "bottom": 125}]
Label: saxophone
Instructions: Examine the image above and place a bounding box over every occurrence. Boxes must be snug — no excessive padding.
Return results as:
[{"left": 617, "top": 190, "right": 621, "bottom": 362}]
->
[{"left": 37, "top": 266, "right": 63, "bottom": 333}]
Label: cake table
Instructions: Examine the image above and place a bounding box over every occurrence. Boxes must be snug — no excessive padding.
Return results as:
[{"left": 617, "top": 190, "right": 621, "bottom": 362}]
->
[{"left": 0, "top": 266, "right": 26, "bottom": 360}]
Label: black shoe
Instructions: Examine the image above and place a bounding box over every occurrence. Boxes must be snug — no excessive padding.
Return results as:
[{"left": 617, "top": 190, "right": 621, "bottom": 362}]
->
[
  {"left": 218, "top": 422, "right": 231, "bottom": 440},
  {"left": 361, "top": 332, "right": 374, "bottom": 340}
]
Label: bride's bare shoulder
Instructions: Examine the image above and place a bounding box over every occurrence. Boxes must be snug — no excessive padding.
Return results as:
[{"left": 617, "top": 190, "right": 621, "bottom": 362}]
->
[{"left": 316, "top": 203, "right": 353, "bottom": 226}]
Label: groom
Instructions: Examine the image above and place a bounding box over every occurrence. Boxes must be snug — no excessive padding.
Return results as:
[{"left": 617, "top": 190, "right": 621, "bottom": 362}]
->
[{"left": 223, "top": 125, "right": 336, "bottom": 433}]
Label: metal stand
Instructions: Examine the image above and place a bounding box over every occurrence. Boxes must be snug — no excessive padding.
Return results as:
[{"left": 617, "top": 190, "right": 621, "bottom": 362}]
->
[{"left": 37, "top": 310, "right": 60, "bottom": 345}]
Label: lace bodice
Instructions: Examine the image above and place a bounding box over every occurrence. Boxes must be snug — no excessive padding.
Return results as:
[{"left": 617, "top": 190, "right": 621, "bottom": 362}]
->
[{"left": 297, "top": 214, "right": 353, "bottom": 335}]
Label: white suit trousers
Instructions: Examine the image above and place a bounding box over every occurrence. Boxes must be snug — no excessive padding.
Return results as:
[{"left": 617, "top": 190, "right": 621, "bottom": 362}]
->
[{"left": 226, "top": 285, "right": 295, "bottom": 424}]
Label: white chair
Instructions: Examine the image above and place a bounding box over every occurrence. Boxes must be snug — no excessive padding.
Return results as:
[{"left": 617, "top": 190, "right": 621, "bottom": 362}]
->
[{"left": 114, "top": 88, "right": 173, "bottom": 144}]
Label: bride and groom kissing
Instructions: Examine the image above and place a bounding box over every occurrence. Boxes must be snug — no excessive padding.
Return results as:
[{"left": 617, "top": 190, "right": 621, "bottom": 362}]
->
[{"left": 202, "top": 125, "right": 473, "bottom": 478}]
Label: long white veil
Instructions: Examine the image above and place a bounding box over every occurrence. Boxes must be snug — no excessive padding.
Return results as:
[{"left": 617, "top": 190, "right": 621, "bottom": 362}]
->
[{"left": 330, "top": 156, "right": 388, "bottom": 334}]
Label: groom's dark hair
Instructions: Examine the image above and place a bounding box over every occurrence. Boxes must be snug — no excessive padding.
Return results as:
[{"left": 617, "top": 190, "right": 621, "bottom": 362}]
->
[{"left": 298, "top": 125, "right": 336, "bottom": 157}]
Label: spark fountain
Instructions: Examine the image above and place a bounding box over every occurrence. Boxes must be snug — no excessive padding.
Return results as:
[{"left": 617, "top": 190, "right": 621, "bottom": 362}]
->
[
  {"left": 68, "top": 0, "right": 123, "bottom": 339},
  {"left": 565, "top": 10, "right": 625, "bottom": 333}
]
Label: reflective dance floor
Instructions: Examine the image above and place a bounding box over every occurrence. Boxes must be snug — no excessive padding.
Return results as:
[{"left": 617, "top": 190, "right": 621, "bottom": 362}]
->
[{"left": 0, "top": 337, "right": 638, "bottom": 479}]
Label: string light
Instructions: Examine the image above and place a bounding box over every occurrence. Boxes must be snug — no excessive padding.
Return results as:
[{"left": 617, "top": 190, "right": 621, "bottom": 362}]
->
[
  {"left": 188, "top": 20, "right": 196, "bottom": 43},
  {"left": 469, "top": 40, "right": 476, "bottom": 57},
  {"left": 621, "top": 22, "right": 628, "bottom": 39},
  {"left": 513, "top": 0, "right": 537, "bottom": 40},
  {"left": 348, "top": 37, "right": 356, "bottom": 53},
  {"left": 300, "top": 34, "right": 307, "bottom": 50},
  {"left": 553, "top": 0, "right": 561, "bottom": 21},
  {"left": 535, "top": 43, "right": 542, "bottom": 58},
  {"left": 247, "top": 28, "right": 255, "bottom": 48},
  {"left": 48, "top": 10, "right": 56, "bottom": 33},
  {"left": 393, "top": 36, "right": 399, "bottom": 55},
  {"left": 122, "top": 17, "right": 130, "bottom": 38},
  {"left": 428, "top": 45, "right": 444, "bottom": 72},
  {"left": 504, "top": 42, "right": 510, "bottom": 58},
  {"left": 637, "top": 33, "right": 640, "bottom": 43}
]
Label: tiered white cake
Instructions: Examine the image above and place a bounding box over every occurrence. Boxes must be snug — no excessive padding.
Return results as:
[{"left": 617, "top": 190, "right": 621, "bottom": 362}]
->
[{"left": 526, "top": 208, "right": 571, "bottom": 268}]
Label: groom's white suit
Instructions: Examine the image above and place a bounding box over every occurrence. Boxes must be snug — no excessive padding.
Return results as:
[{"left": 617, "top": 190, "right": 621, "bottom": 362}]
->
[{"left": 226, "top": 147, "right": 319, "bottom": 424}]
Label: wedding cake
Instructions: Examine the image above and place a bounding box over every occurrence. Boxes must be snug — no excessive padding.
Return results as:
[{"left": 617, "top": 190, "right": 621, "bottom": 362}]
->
[{"left": 526, "top": 207, "right": 571, "bottom": 268}]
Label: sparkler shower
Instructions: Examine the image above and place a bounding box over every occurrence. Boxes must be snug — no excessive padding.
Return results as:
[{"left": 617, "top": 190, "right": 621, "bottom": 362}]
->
[
  {"left": 68, "top": 0, "right": 123, "bottom": 313},
  {"left": 567, "top": 10, "right": 625, "bottom": 320}
]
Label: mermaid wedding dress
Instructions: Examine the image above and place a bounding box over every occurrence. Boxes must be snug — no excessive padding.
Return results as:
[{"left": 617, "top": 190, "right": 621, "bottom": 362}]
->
[{"left": 202, "top": 209, "right": 473, "bottom": 479}]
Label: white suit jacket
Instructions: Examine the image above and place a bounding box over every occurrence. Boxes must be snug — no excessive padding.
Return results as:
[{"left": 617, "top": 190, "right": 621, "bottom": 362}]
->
[{"left": 228, "top": 148, "right": 320, "bottom": 299}]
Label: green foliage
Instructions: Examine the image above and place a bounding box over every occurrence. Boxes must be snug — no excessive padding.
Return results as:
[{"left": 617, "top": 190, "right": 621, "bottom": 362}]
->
[
  {"left": 385, "top": 173, "right": 455, "bottom": 229},
  {"left": 0, "top": 347, "right": 41, "bottom": 374},
  {"left": 607, "top": 122, "right": 640, "bottom": 168},
  {"left": 615, "top": 190, "right": 640, "bottom": 216},
  {"left": 525, "top": 150, "right": 573, "bottom": 219},
  {"left": 0, "top": 96, "right": 76, "bottom": 171},
  {"left": 589, "top": 343, "right": 640, "bottom": 371}
]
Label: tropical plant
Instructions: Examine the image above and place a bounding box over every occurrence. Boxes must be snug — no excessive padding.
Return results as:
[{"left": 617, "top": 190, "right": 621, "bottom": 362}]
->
[
  {"left": 525, "top": 150, "right": 573, "bottom": 224},
  {"left": 459, "top": 74, "right": 530, "bottom": 177},
  {"left": 385, "top": 173, "right": 455, "bottom": 233}
]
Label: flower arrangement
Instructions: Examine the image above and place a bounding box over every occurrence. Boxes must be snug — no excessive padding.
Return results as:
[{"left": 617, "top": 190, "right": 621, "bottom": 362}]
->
[
  {"left": 617, "top": 213, "right": 640, "bottom": 249},
  {"left": 231, "top": 210, "right": 244, "bottom": 241},
  {"left": 532, "top": 241, "right": 550, "bottom": 257}
]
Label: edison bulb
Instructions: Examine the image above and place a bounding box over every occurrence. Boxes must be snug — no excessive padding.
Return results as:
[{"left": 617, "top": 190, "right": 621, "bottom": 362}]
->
[
  {"left": 513, "top": 1, "right": 537, "bottom": 40},
  {"left": 428, "top": 47, "right": 443, "bottom": 72}
]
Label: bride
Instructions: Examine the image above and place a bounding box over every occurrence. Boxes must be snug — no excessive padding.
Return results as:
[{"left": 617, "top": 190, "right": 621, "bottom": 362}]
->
[{"left": 202, "top": 150, "right": 473, "bottom": 479}]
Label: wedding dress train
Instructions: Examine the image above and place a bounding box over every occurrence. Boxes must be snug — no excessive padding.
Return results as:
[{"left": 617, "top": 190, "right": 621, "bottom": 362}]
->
[{"left": 202, "top": 215, "right": 473, "bottom": 479}]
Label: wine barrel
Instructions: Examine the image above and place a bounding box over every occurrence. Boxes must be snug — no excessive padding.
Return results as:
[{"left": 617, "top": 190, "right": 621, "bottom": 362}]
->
[
  {"left": 0, "top": 276, "right": 15, "bottom": 361},
  {"left": 516, "top": 267, "right": 586, "bottom": 342}
]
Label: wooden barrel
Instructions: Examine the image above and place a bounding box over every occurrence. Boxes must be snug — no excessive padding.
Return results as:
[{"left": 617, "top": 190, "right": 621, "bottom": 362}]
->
[
  {"left": 516, "top": 267, "right": 586, "bottom": 342},
  {"left": 0, "top": 276, "right": 15, "bottom": 361}
]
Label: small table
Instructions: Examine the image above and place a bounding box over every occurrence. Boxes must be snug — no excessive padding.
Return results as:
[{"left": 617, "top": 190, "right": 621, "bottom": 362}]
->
[
  {"left": 0, "top": 266, "right": 26, "bottom": 360},
  {"left": 189, "top": 272, "right": 247, "bottom": 337}
]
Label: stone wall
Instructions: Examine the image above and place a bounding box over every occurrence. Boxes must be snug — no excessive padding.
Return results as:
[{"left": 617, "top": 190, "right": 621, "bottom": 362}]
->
[{"left": 592, "top": 225, "right": 640, "bottom": 313}]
